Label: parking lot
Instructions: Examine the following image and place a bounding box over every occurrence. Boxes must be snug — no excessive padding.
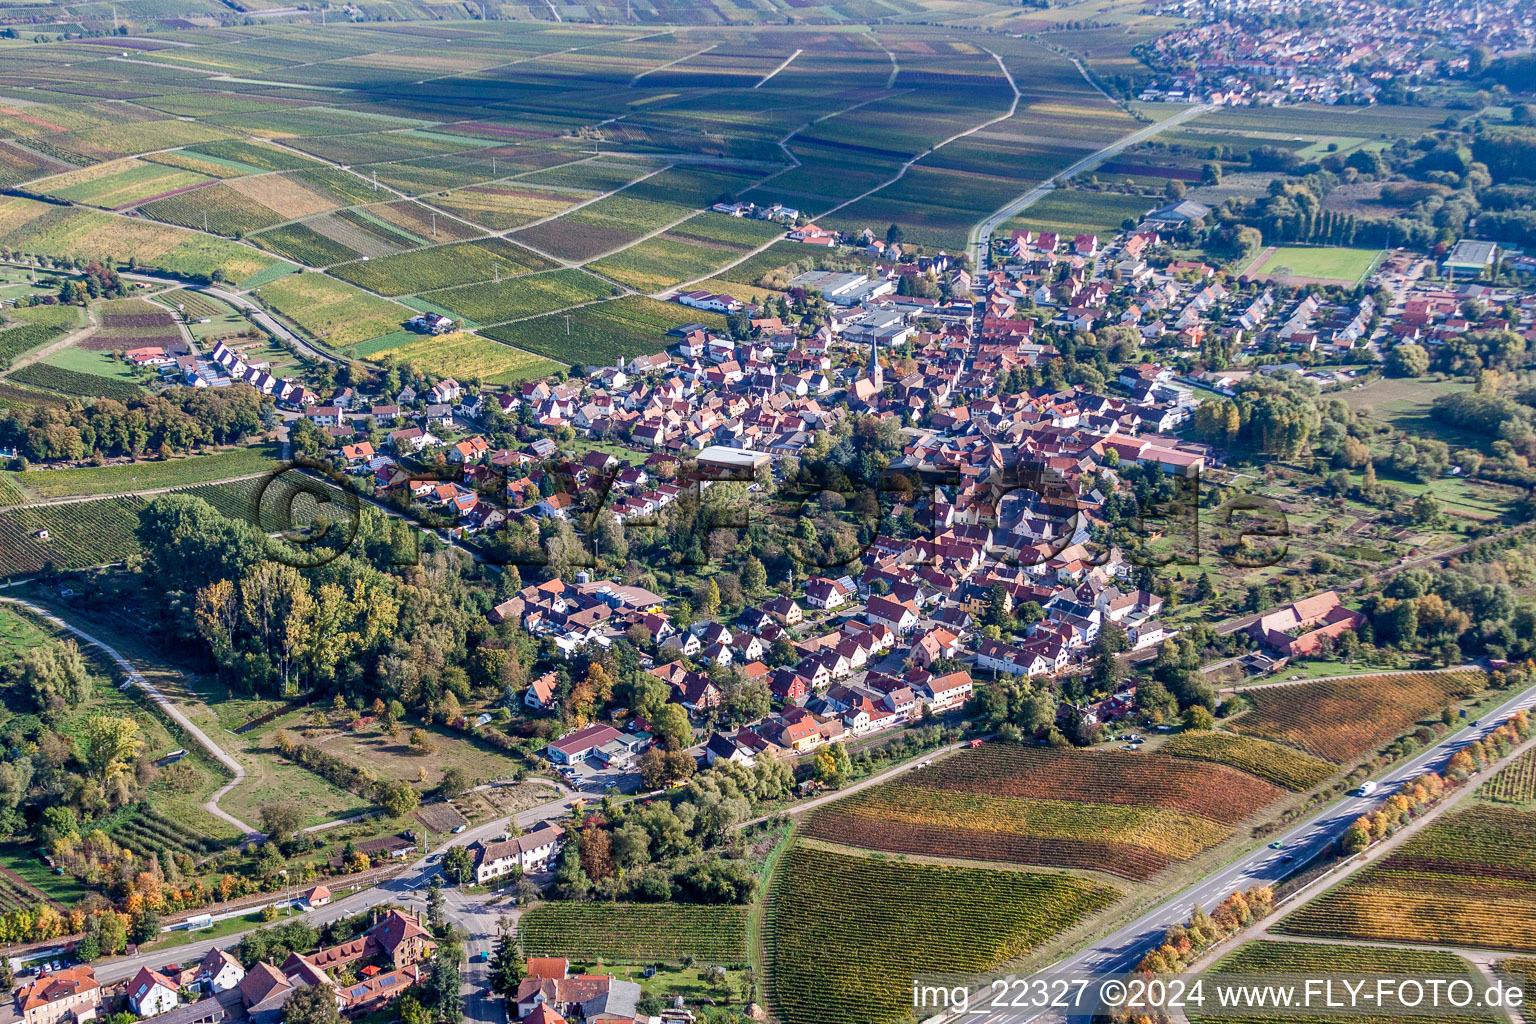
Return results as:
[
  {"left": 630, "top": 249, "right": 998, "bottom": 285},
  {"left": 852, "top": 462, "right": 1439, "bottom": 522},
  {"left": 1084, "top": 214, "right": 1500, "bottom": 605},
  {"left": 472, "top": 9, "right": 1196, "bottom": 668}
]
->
[{"left": 558, "top": 758, "right": 641, "bottom": 795}]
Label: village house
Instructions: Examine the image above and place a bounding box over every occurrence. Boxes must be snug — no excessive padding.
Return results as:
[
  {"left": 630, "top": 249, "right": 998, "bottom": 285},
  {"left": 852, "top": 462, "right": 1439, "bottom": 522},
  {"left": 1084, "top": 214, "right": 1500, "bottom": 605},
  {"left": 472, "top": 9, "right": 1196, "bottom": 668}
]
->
[
  {"left": 129, "top": 966, "right": 181, "bottom": 1017},
  {"left": 467, "top": 821, "right": 566, "bottom": 883},
  {"left": 14, "top": 966, "right": 101, "bottom": 1024}
]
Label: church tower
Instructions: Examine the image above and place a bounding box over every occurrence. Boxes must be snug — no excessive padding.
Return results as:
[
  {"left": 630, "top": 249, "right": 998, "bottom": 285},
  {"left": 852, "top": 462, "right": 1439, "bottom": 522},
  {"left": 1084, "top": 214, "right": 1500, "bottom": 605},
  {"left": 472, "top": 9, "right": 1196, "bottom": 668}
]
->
[{"left": 869, "top": 333, "right": 883, "bottom": 390}]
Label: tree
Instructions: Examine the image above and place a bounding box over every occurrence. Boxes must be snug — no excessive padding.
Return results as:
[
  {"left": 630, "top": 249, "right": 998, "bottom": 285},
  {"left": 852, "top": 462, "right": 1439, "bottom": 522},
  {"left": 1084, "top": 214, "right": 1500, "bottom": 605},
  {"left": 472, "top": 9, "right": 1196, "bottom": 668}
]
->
[
  {"left": 813, "top": 742, "right": 852, "bottom": 787},
  {"left": 1165, "top": 179, "right": 1187, "bottom": 201},
  {"left": 441, "top": 845, "right": 475, "bottom": 885},
  {"left": 1183, "top": 705, "right": 1215, "bottom": 731},
  {"left": 885, "top": 223, "right": 904, "bottom": 247},
  {"left": 436, "top": 766, "right": 470, "bottom": 800},
  {"left": 259, "top": 803, "right": 304, "bottom": 846},
  {"left": 378, "top": 781, "right": 419, "bottom": 817},
  {"left": 426, "top": 875, "right": 445, "bottom": 933},
  {"left": 649, "top": 703, "right": 693, "bottom": 751},
  {"left": 552, "top": 843, "right": 591, "bottom": 900},
  {"left": 1340, "top": 819, "right": 1371, "bottom": 855},
  {"left": 423, "top": 946, "right": 463, "bottom": 1021},
  {"left": 489, "top": 919, "right": 525, "bottom": 997},
  {"left": 80, "top": 715, "right": 141, "bottom": 783},
  {"left": 6, "top": 639, "right": 91, "bottom": 717},
  {"left": 129, "top": 907, "right": 160, "bottom": 945},
  {"left": 1387, "top": 342, "right": 1429, "bottom": 378},
  {"left": 283, "top": 984, "right": 342, "bottom": 1024},
  {"left": 579, "top": 826, "right": 614, "bottom": 881},
  {"left": 743, "top": 556, "right": 768, "bottom": 599}
]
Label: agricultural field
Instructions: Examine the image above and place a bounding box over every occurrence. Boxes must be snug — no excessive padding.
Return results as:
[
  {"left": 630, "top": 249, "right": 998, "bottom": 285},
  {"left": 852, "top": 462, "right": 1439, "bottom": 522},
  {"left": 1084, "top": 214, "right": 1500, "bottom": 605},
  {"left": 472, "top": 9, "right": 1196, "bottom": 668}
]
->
[
  {"left": 327, "top": 238, "right": 557, "bottom": 296},
  {"left": 1002, "top": 188, "right": 1157, "bottom": 243},
  {"left": 139, "top": 182, "right": 287, "bottom": 237},
  {"left": 9, "top": 363, "right": 143, "bottom": 402},
  {"left": 250, "top": 222, "right": 362, "bottom": 267},
  {"left": 1195, "top": 941, "right": 1499, "bottom": 1024},
  {"left": 428, "top": 184, "right": 583, "bottom": 231},
  {"left": 1, "top": 445, "right": 280, "bottom": 501},
  {"left": 35, "top": 157, "right": 214, "bottom": 209},
  {"left": 161, "top": 290, "right": 231, "bottom": 323},
  {"left": 589, "top": 234, "right": 747, "bottom": 292},
  {"left": 1278, "top": 804, "right": 1536, "bottom": 954},
  {"left": 519, "top": 903, "right": 748, "bottom": 964},
  {"left": 519, "top": 157, "right": 661, "bottom": 193},
  {"left": 512, "top": 195, "right": 695, "bottom": 263},
  {"left": 254, "top": 273, "right": 411, "bottom": 351},
  {"left": 718, "top": 240, "right": 879, "bottom": 289},
  {"left": 1246, "top": 245, "right": 1383, "bottom": 286},
  {"left": 770, "top": 845, "right": 1119, "bottom": 1024},
  {"left": 82, "top": 298, "right": 182, "bottom": 352},
  {"left": 1481, "top": 749, "right": 1536, "bottom": 806},
  {"left": 424, "top": 269, "right": 617, "bottom": 325},
  {"left": 359, "top": 201, "right": 483, "bottom": 244},
  {"left": 802, "top": 741, "right": 1288, "bottom": 881},
  {"left": 1189, "top": 103, "right": 1453, "bottom": 138},
  {"left": 24, "top": 119, "right": 237, "bottom": 165},
  {"left": 0, "top": 320, "right": 72, "bottom": 366},
  {"left": 0, "top": 141, "right": 70, "bottom": 188},
  {"left": 0, "top": 197, "right": 275, "bottom": 283},
  {"left": 483, "top": 296, "right": 720, "bottom": 367},
  {"left": 1162, "top": 732, "right": 1336, "bottom": 791},
  {"left": 1230, "top": 671, "right": 1485, "bottom": 763},
  {"left": 109, "top": 806, "right": 229, "bottom": 863},
  {"left": 668, "top": 212, "right": 785, "bottom": 248},
  {"left": 377, "top": 331, "right": 564, "bottom": 385},
  {"left": 0, "top": 496, "right": 147, "bottom": 575},
  {"left": 181, "top": 139, "right": 326, "bottom": 174}
]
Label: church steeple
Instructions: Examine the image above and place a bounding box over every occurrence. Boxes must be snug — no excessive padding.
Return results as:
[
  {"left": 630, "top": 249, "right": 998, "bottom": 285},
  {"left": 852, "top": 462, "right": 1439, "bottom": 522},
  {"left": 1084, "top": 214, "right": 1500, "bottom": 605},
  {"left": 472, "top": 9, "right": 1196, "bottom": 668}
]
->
[{"left": 869, "top": 332, "right": 883, "bottom": 390}]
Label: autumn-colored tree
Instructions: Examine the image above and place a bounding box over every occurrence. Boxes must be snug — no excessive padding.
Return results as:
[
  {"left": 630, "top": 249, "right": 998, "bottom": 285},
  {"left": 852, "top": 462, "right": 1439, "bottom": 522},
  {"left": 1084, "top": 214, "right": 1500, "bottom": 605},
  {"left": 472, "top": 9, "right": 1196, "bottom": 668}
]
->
[
  {"left": 580, "top": 826, "right": 614, "bottom": 881},
  {"left": 81, "top": 715, "right": 141, "bottom": 784}
]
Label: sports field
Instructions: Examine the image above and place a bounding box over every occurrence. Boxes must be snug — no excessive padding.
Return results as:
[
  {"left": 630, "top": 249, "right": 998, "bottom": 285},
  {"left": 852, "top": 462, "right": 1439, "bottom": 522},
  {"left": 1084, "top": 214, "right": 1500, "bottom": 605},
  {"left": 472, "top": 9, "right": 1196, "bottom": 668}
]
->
[{"left": 1246, "top": 246, "right": 1383, "bottom": 286}]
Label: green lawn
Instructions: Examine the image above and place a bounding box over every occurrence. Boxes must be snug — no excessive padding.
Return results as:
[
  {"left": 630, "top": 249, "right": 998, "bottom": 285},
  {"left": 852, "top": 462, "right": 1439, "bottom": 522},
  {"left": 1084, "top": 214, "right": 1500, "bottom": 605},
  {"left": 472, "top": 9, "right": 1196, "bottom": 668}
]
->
[
  {"left": 1251, "top": 246, "right": 1383, "bottom": 285},
  {"left": 43, "top": 344, "right": 141, "bottom": 381}
]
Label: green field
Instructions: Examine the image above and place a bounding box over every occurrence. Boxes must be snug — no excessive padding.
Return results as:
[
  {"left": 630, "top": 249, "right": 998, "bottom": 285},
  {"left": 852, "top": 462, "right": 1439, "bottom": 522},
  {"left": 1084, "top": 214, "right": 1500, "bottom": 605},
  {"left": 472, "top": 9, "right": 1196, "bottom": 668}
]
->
[
  {"left": 255, "top": 273, "right": 411, "bottom": 351},
  {"left": 1248, "top": 246, "right": 1383, "bottom": 285}
]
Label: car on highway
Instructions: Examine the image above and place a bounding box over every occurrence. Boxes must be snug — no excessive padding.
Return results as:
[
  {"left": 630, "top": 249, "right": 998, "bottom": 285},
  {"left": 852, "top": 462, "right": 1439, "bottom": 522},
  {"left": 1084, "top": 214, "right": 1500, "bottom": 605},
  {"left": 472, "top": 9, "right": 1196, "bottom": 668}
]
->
[{"left": 1268, "top": 842, "right": 1283, "bottom": 849}]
